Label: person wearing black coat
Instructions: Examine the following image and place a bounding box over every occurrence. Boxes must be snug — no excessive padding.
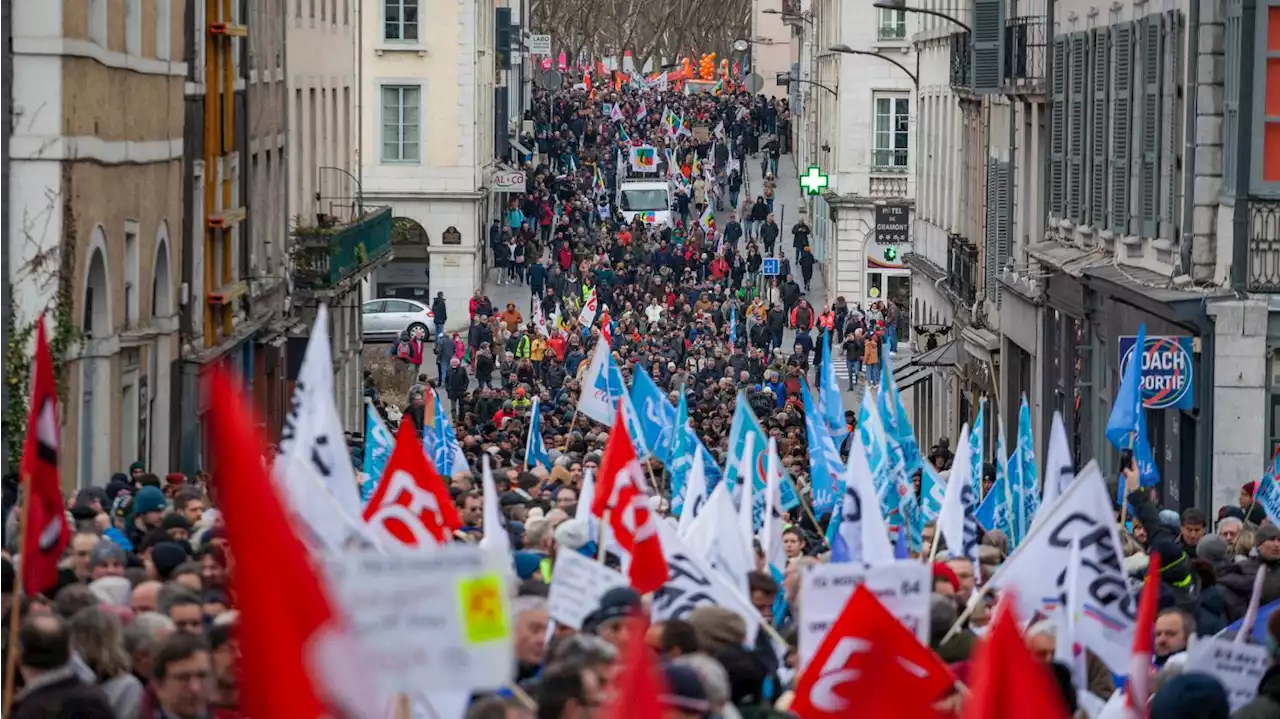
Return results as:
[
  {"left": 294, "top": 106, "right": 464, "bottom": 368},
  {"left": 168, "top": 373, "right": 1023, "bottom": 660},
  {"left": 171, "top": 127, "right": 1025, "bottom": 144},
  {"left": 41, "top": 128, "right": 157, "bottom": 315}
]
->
[
  {"left": 445, "top": 359, "right": 470, "bottom": 417},
  {"left": 766, "top": 304, "right": 786, "bottom": 350},
  {"left": 431, "top": 292, "right": 448, "bottom": 341},
  {"left": 11, "top": 615, "right": 116, "bottom": 719}
]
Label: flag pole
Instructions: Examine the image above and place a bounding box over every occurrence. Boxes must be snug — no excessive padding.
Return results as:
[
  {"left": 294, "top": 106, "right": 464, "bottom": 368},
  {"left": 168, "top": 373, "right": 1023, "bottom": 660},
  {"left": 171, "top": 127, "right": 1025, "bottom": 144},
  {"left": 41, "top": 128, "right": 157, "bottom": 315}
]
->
[
  {"left": 1120, "top": 434, "right": 1135, "bottom": 527},
  {"left": 395, "top": 693, "right": 413, "bottom": 719},
  {"left": 2, "top": 476, "right": 33, "bottom": 716},
  {"left": 597, "top": 509, "right": 610, "bottom": 563}
]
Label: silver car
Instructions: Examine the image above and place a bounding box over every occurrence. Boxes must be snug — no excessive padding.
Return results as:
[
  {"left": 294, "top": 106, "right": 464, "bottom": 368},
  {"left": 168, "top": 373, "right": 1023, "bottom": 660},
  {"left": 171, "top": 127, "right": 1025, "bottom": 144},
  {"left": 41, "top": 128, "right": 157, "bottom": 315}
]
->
[{"left": 361, "top": 298, "right": 435, "bottom": 342}]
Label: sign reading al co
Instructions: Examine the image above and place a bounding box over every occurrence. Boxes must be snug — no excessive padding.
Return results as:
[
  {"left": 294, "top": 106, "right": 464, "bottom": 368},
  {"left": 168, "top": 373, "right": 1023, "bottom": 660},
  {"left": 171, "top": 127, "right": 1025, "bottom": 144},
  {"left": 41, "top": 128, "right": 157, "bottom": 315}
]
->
[{"left": 1118, "top": 334, "right": 1196, "bottom": 410}]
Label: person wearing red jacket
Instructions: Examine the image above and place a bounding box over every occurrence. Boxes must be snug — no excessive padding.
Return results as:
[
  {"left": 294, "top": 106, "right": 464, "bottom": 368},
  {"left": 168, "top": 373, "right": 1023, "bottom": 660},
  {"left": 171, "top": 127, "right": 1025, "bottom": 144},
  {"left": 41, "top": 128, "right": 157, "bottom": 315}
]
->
[{"left": 789, "top": 299, "right": 814, "bottom": 333}]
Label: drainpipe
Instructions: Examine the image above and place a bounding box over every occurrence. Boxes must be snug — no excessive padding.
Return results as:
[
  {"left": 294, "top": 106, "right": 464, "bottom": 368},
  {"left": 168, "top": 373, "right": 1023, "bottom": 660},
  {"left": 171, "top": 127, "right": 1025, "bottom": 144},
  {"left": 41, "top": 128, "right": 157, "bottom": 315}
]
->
[
  {"left": 1230, "top": 0, "right": 1257, "bottom": 292},
  {"left": 1040, "top": 0, "right": 1054, "bottom": 242},
  {"left": 1178, "top": 0, "right": 1200, "bottom": 277}
]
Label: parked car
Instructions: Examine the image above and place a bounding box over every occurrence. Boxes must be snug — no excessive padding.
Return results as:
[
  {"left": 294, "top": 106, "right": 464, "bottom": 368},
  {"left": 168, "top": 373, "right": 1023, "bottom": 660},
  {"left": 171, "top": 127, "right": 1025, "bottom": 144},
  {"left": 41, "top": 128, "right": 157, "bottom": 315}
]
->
[{"left": 361, "top": 298, "right": 434, "bottom": 342}]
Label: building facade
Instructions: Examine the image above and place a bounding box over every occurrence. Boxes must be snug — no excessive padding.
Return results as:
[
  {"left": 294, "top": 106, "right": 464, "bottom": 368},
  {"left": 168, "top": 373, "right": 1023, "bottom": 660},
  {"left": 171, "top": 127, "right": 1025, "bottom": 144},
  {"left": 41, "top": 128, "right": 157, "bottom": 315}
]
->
[
  {"left": 808, "top": 0, "right": 917, "bottom": 314},
  {"left": 361, "top": 0, "right": 498, "bottom": 329},
  {"left": 286, "top": 0, "right": 366, "bottom": 429},
  {"left": 9, "top": 0, "right": 187, "bottom": 487},
  {"left": 751, "top": 0, "right": 794, "bottom": 95},
  {"left": 176, "top": 0, "right": 292, "bottom": 471}
]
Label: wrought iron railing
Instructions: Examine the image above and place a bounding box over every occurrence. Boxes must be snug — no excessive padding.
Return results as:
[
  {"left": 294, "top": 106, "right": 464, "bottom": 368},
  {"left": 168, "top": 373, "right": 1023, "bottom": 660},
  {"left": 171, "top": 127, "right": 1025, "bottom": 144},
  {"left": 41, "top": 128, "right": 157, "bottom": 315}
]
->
[
  {"left": 1249, "top": 199, "right": 1280, "bottom": 293},
  {"left": 1003, "top": 15, "right": 1046, "bottom": 95},
  {"left": 950, "top": 31, "right": 973, "bottom": 93},
  {"left": 293, "top": 206, "right": 394, "bottom": 290}
]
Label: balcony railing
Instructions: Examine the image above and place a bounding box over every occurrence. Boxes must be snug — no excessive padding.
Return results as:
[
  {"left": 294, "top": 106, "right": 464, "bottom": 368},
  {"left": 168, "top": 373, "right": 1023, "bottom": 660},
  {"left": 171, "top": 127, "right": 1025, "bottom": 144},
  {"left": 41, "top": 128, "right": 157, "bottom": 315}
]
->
[
  {"left": 293, "top": 206, "right": 394, "bottom": 290},
  {"left": 869, "top": 175, "right": 909, "bottom": 198},
  {"left": 946, "top": 233, "right": 978, "bottom": 305},
  {"left": 949, "top": 31, "right": 973, "bottom": 94},
  {"left": 1003, "top": 15, "right": 1047, "bottom": 96},
  {"left": 1249, "top": 199, "right": 1280, "bottom": 292},
  {"left": 781, "top": 0, "right": 801, "bottom": 16}
]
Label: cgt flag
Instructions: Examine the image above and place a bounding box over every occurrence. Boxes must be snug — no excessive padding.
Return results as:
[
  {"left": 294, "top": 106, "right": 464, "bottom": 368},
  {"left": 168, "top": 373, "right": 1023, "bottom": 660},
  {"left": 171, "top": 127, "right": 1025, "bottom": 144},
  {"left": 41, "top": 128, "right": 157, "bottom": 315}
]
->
[{"left": 20, "top": 318, "right": 70, "bottom": 597}]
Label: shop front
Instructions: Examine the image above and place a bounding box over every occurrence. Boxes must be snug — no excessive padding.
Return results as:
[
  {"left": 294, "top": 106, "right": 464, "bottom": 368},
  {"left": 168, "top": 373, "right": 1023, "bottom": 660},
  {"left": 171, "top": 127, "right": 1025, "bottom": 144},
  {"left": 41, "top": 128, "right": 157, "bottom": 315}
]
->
[{"left": 1039, "top": 264, "right": 1222, "bottom": 510}]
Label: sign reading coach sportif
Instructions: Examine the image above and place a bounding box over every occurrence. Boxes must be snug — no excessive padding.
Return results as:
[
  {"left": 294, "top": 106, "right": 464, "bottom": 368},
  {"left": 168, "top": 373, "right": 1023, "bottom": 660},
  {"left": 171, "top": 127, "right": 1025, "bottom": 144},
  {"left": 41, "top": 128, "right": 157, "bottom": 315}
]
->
[{"left": 1118, "top": 335, "right": 1196, "bottom": 410}]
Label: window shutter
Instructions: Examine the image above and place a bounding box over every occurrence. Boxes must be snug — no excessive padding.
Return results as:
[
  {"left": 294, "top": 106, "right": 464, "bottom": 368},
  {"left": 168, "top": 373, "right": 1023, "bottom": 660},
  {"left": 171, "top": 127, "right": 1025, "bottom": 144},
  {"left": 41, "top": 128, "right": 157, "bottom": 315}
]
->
[
  {"left": 1090, "top": 28, "right": 1110, "bottom": 229},
  {"left": 1139, "top": 13, "right": 1162, "bottom": 238},
  {"left": 1110, "top": 23, "right": 1133, "bottom": 234},
  {"left": 1050, "top": 36, "right": 1068, "bottom": 218},
  {"left": 996, "top": 160, "right": 1012, "bottom": 302},
  {"left": 1067, "top": 32, "right": 1089, "bottom": 223},
  {"left": 1160, "top": 10, "right": 1182, "bottom": 239},
  {"left": 972, "top": 0, "right": 1005, "bottom": 93},
  {"left": 985, "top": 157, "right": 999, "bottom": 300},
  {"left": 1224, "top": 0, "right": 1243, "bottom": 198}
]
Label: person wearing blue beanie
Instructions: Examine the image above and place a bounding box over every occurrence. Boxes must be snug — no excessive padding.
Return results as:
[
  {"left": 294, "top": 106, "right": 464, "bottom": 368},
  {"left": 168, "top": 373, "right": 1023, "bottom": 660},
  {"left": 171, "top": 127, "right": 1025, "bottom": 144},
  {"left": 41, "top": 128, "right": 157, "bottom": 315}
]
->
[
  {"left": 512, "top": 551, "right": 546, "bottom": 581},
  {"left": 127, "top": 486, "right": 167, "bottom": 548},
  {"left": 1149, "top": 672, "right": 1229, "bottom": 719}
]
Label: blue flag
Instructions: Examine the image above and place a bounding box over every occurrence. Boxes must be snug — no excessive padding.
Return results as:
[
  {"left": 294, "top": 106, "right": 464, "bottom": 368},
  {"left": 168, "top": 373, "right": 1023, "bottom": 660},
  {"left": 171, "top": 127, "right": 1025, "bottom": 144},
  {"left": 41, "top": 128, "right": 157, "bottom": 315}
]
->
[
  {"left": 921, "top": 462, "right": 946, "bottom": 522},
  {"left": 362, "top": 401, "right": 393, "bottom": 504},
  {"left": 525, "top": 396, "right": 552, "bottom": 470},
  {"left": 894, "top": 525, "right": 910, "bottom": 560},
  {"left": 424, "top": 391, "right": 464, "bottom": 476},
  {"left": 819, "top": 330, "right": 849, "bottom": 446},
  {"left": 724, "top": 394, "right": 801, "bottom": 522},
  {"left": 670, "top": 391, "right": 695, "bottom": 514},
  {"left": 975, "top": 416, "right": 1014, "bottom": 538},
  {"left": 969, "top": 398, "right": 986, "bottom": 500},
  {"left": 629, "top": 367, "right": 676, "bottom": 463},
  {"left": 1008, "top": 394, "right": 1040, "bottom": 546},
  {"left": 729, "top": 305, "right": 737, "bottom": 351},
  {"left": 880, "top": 350, "right": 921, "bottom": 477},
  {"left": 1107, "top": 324, "right": 1160, "bottom": 501},
  {"left": 801, "top": 379, "right": 842, "bottom": 516}
]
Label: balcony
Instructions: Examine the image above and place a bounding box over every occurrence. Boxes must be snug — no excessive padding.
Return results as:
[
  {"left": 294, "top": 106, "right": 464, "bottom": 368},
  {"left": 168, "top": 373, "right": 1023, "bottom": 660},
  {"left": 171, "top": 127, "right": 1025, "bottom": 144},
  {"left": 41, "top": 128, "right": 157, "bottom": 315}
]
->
[
  {"left": 869, "top": 175, "right": 909, "bottom": 198},
  {"left": 1002, "top": 15, "right": 1047, "bottom": 97},
  {"left": 946, "top": 234, "right": 978, "bottom": 305},
  {"left": 781, "top": 0, "right": 802, "bottom": 18},
  {"left": 949, "top": 31, "right": 973, "bottom": 95},
  {"left": 292, "top": 206, "right": 394, "bottom": 291},
  {"left": 1249, "top": 199, "right": 1280, "bottom": 292}
]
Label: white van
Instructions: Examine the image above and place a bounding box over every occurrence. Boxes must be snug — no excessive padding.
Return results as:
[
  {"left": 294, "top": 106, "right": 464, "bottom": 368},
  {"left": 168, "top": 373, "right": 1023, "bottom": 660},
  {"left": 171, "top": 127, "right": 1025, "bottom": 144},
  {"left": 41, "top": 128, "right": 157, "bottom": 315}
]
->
[{"left": 617, "top": 179, "right": 674, "bottom": 227}]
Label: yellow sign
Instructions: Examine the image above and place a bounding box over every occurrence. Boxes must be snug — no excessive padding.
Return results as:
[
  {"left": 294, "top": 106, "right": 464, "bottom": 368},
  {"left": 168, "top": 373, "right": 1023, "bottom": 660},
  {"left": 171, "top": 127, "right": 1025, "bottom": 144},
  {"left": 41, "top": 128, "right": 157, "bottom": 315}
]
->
[{"left": 458, "top": 574, "right": 509, "bottom": 644}]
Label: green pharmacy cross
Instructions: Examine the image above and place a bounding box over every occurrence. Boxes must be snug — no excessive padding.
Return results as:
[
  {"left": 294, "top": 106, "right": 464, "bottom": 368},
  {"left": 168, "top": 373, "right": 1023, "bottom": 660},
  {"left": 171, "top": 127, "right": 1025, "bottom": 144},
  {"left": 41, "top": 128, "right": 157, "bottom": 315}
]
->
[
  {"left": 883, "top": 246, "right": 899, "bottom": 262},
  {"left": 800, "top": 166, "right": 829, "bottom": 195}
]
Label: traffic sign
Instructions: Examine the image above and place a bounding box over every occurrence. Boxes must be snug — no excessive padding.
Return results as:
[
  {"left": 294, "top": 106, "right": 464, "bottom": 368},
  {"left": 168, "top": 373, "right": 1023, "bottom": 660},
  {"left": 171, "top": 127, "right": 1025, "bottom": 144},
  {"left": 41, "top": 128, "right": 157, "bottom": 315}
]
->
[
  {"left": 762, "top": 257, "right": 781, "bottom": 276},
  {"left": 537, "top": 69, "right": 563, "bottom": 90},
  {"left": 744, "top": 72, "right": 764, "bottom": 93},
  {"left": 800, "top": 166, "right": 829, "bottom": 195}
]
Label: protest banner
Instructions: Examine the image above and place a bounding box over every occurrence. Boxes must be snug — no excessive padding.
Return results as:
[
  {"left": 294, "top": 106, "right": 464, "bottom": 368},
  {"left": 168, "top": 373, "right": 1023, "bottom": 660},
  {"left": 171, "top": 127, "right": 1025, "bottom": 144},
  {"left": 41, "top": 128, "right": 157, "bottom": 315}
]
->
[
  {"left": 1187, "top": 636, "right": 1269, "bottom": 712},
  {"left": 547, "top": 550, "right": 628, "bottom": 629},
  {"left": 798, "top": 560, "right": 931, "bottom": 668},
  {"left": 325, "top": 546, "right": 515, "bottom": 704}
]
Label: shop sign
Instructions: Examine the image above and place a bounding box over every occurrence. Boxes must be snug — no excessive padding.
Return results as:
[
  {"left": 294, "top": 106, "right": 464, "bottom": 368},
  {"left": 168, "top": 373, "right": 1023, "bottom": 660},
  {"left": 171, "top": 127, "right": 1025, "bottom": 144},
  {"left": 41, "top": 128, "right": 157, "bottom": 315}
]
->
[{"left": 1118, "top": 335, "right": 1196, "bottom": 410}]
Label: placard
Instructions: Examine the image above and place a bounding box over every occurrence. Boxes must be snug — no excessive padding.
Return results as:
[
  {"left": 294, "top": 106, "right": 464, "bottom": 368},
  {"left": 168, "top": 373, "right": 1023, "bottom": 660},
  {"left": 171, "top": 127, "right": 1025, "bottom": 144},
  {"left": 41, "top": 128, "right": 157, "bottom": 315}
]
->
[
  {"left": 798, "top": 561, "right": 931, "bottom": 669},
  {"left": 325, "top": 546, "right": 514, "bottom": 699},
  {"left": 1186, "top": 636, "right": 1269, "bottom": 712},
  {"left": 547, "top": 550, "right": 628, "bottom": 629}
]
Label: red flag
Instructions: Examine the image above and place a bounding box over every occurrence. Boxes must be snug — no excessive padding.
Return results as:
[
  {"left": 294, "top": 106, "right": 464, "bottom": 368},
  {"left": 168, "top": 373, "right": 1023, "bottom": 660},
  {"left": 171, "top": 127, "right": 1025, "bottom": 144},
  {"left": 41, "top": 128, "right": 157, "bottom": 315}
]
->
[
  {"left": 600, "top": 619, "right": 668, "bottom": 718},
  {"left": 19, "top": 318, "right": 69, "bottom": 597},
  {"left": 1127, "top": 552, "right": 1161, "bottom": 717},
  {"left": 791, "top": 586, "right": 955, "bottom": 719},
  {"left": 362, "top": 417, "right": 462, "bottom": 547},
  {"left": 592, "top": 405, "right": 669, "bottom": 593},
  {"left": 962, "top": 593, "right": 1069, "bottom": 719},
  {"left": 599, "top": 310, "right": 613, "bottom": 346},
  {"left": 205, "top": 370, "right": 375, "bottom": 719}
]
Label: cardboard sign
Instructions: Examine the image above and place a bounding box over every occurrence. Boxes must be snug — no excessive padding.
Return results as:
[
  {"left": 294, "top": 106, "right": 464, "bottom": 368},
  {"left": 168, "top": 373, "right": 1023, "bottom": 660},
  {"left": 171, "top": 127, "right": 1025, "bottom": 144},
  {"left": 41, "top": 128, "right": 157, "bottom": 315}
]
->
[
  {"left": 325, "top": 546, "right": 514, "bottom": 700},
  {"left": 547, "top": 550, "right": 628, "bottom": 629},
  {"left": 692, "top": 125, "right": 710, "bottom": 142},
  {"left": 1187, "top": 636, "right": 1270, "bottom": 712},
  {"left": 798, "top": 561, "right": 932, "bottom": 669}
]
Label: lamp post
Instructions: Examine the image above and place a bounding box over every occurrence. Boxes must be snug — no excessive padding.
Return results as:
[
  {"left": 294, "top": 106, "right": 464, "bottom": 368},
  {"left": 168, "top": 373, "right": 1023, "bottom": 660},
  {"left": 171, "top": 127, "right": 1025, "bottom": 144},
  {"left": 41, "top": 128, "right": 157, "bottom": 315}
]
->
[
  {"left": 828, "top": 44, "right": 919, "bottom": 89},
  {"left": 777, "top": 71, "right": 837, "bottom": 97},
  {"left": 762, "top": 8, "right": 814, "bottom": 25},
  {"left": 872, "top": 0, "right": 971, "bottom": 33}
]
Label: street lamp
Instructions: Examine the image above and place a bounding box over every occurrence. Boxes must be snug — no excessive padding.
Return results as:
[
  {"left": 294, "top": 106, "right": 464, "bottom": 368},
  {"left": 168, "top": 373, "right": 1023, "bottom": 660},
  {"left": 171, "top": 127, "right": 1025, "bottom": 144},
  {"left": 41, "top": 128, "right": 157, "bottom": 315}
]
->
[
  {"left": 828, "top": 43, "right": 918, "bottom": 89},
  {"left": 872, "top": 0, "right": 971, "bottom": 34},
  {"left": 762, "top": 8, "right": 815, "bottom": 26},
  {"left": 777, "top": 71, "right": 837, "bottom": 97}
]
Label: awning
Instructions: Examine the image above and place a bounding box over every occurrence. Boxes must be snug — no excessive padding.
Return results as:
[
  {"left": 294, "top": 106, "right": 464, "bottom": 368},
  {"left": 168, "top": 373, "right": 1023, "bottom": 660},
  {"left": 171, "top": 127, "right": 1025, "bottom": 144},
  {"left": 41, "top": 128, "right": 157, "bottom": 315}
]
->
[
  {"left": 913, "top": 340, "right": 958, "bottom": 367},
  {"left": 895, "top": 364, "right": 933, "bottom": 392}
]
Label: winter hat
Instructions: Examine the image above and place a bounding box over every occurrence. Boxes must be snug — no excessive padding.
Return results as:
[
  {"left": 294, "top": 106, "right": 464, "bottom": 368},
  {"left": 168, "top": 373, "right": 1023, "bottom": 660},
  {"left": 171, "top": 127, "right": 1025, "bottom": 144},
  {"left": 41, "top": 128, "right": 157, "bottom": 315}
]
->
[
  {"left": 512, "top": 551, "right": 544, "bottom": 581},
  {"left": 1259, "top": 524, "right": 1280, "bottom": 544},
  {"left": 161, "top": 513, "right": 192, "bottom": 533},
  {"left": 661, "top": 663, "right": 711, "bottom": 716},
  {"left": 131, "top": 486, "right": 167, "bottom": 516},
  {"left": 105, "top": 474, "right": 133, "bottom": 501},
  {"left": 1196, "top": 535, "right": 1229, "bottom": 564},
  {"left": 1148, "top": 672, "right": 1229, "bottom": 719},
  {"left": 88, "top": 542, "right": 127, "bottom": 571},
  {"left": 88, "top": 576, "right": 132, "bottom": 608},
  {"left": 150, "top": 541, "right": 189, "bottom": 580},
  {"left": 553, "top": 518, "right": 589, "bottom": 550},
  {"left": 1157, "top": 509, "right": 1182, "bottom": 532},
  {"left": 688, "top": 606, "right": 747, "bottom": 652},
  {"left": 582, "top": 586, "right": 642, "bottom": 634},
  {"left": 932, "top": 562, "right": 960, "bottom": 593}
]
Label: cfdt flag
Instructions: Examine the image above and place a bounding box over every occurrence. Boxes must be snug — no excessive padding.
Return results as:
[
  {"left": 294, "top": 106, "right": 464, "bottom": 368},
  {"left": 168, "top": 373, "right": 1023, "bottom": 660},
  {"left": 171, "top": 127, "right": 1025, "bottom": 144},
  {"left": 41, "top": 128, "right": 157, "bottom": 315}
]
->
[
  {"left": 802, "top": 380, "right": 843, "bottom": 516},
  {"left": 819, "top": 330, "right": 848, "bottom": 446},
  {"left": 525, "top": 396, "right": 552, "bottom": 471},
  {"left": 20, "top": 318, "right": 70, "bottom": 596}
]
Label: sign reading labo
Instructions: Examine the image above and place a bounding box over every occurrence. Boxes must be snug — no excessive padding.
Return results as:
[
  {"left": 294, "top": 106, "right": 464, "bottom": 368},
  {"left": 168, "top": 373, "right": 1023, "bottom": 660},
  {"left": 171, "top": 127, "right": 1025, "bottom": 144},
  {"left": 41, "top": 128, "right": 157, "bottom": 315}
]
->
[{"left": 1118, "top": 334, "right": 1196, "bottom": 410}]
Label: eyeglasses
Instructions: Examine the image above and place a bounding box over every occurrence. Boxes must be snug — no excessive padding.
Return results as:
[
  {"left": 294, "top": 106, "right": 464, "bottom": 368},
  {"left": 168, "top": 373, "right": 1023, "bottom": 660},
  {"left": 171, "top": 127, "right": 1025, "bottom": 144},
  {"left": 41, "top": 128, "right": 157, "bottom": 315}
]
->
[{"left": 166, "top": 669, "right": 211, "bottom": 684}]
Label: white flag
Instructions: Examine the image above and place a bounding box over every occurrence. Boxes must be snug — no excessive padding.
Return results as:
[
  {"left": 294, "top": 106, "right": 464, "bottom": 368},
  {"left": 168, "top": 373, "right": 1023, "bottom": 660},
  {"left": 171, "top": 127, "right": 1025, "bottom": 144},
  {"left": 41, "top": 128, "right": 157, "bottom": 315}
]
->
[
  {"left": 737, "top": 434, "right": 756, "bottom": 548},
  {"left": 651, "top": 520, "right": 759, "bottom": 645},
  {"left": 1054, "top": 535, "right": 1088, "bottom": 695},
  {"left": 1037, "top": 412, "right": 1076, "bottom": 517},
  {"left": 677, "top": 449, "right": 710, "bottom": 538},
  {"left": 839, "top": 430, "right": 895, "bottom": 565},
  {"left": 760, "top": 439, "right": 786, "bottom": 572},
  {"left": 578, "top": 288, "right": 599, "bottom": 328},
  {"left": 478, "top": 456, "right": 510, "bottom": 554},
  {"left": 576, "top": 336, "right": 621, "bottom": 426},
  {"left": 685, "top": 483, "right": 754, "bottom": 601},
  {"left": 986, "top": 460, "right": 1134, "bottom": 675},
  {"left": 937, "top": 424, "right": 981, "bottom": 577}
]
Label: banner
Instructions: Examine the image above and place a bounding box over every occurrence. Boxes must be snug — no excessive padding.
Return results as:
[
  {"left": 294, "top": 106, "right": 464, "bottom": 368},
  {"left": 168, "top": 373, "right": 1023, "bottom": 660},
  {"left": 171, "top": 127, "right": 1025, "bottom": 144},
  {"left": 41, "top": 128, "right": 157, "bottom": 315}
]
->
[
  {"left": 547, "top": 551, "right": 628, "bottom": 629},
  {"left": 798, "top": 561, "right": 932, "bottom": 668}
]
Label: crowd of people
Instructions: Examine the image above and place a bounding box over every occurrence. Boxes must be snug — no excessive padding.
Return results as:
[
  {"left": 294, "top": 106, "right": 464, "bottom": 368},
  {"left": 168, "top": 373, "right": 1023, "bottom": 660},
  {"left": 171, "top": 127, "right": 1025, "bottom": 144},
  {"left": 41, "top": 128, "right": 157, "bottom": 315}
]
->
[{"left": 4, "top": 75, "right": 1279, "bottom": 719}]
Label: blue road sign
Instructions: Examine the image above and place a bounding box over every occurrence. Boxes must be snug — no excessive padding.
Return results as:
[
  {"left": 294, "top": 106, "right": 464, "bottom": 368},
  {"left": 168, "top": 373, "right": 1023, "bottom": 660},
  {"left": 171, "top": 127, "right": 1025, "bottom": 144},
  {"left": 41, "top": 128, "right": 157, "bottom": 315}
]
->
[{"left": 762, "top": 257, "right": 781, "bottom": 276}]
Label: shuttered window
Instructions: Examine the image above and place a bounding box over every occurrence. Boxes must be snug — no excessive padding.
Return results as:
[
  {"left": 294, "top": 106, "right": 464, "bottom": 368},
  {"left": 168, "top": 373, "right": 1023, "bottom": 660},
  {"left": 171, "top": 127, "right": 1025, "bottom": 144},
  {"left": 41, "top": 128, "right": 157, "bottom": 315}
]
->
[
  {"left": 1089, "top": 28, "right": 1110, "bottom": 229},
  {"left": 995, "top": 160, "right": 1011, "bottom": 300},
  {"left": 1050, "top": 37, "right": 1068, "bottom": 218},
  {"left": 972, "top": 0, "right": 1005, "bottom": 93},
  {"left": 1160, "top": 11, "right": 1183, "bottom": 239},
  {"left": 986, "top": 157, "right": 999, "bottom": 300},
  {"left": 1139, "top": 14, "right": 1163, "bottom": 238},
  {"left": 1110, "top": 23, "right": 1134, "bottom": 234},
  {"left": 1067, "top": 32, "right": 1089, "bottom": 223}
]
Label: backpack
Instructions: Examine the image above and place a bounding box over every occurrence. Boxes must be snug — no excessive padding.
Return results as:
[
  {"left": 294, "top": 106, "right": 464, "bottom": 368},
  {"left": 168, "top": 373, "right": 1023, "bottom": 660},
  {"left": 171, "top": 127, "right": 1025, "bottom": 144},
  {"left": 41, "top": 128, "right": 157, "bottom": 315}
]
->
[{"left": 396, "top": 341, "right": 411, "bottom": 360}]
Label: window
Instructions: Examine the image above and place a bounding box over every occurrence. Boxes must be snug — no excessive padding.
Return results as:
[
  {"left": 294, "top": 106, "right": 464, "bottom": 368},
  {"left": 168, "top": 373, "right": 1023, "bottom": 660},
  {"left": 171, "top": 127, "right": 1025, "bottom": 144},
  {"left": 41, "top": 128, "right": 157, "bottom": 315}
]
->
[
  {"left": 384, "top": 0, "right": 419, "bottom": 41},
  {"left": 124, "top": 222, "right": 139, "bottom": 326},
  {"left": 878, "top": 7, "right": 906, "bottom": 41},
  {"left": 381, "top": 85, "right": 421, "bottom": 163},
  {"left": 872, "top": 95, "right": 910, "bottom": 170},
  {"left": 126, "top": 0, "right": 141, "bottom": 55},
  {"left": 363, "top": 301, "right": 385, "bottom": 314},
  {"left": 156, "top": 0, "right": 171, "bottom": 59},
  {"left": 1253, "top": 3, "right": 1280, "bottom": 193},
  {"left": 383, "top": 300, "right": 416, "bottom": 313}
]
